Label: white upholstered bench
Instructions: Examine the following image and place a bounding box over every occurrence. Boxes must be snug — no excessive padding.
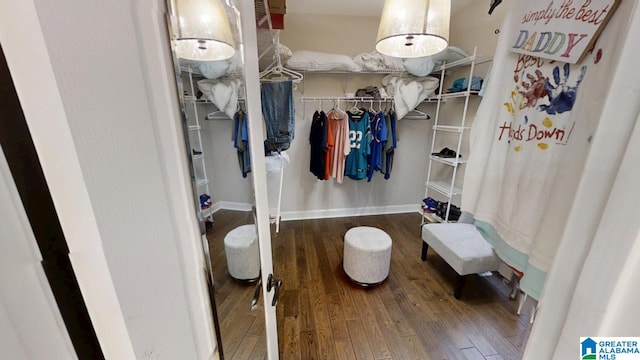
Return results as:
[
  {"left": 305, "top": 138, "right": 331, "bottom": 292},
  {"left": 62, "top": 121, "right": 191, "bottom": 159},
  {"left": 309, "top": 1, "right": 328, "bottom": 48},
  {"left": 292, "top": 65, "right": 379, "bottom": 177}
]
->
[
  {"left": 421, "top": 221, "right": 500, "bottom": 299},
  {"left": 224, "top": 224, "right": 260, "bottom": 282},
  {"left": 343, "top": 226, "right": 392, "bottom": 286}
]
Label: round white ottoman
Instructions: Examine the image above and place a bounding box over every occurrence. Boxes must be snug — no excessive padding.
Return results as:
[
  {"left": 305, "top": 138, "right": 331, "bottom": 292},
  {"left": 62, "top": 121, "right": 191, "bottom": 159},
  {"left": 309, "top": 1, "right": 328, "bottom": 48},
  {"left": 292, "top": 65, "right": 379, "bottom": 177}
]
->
[
  {"left": 224, "top": 224, "right": 260, "bottom": 281},
  {"left": 343, "top": 226, "right": 392, "bottom": 286}
]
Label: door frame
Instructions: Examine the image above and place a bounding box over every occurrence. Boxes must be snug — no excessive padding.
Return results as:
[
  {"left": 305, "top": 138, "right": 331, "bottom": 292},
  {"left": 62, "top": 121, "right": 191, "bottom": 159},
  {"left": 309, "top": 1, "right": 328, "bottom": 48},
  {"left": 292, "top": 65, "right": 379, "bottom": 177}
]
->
[
  {"left": 1, "top": 0, "right": 218, "bottom": 358},
  {"left": 238, "top": 1, "right": 280, "bottom": 358}
]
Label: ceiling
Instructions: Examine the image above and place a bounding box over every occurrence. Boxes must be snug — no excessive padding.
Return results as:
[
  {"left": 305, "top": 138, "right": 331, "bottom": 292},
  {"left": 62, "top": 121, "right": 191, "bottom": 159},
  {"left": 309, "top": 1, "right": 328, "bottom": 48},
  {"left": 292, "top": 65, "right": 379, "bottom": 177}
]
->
[{"left": 286, "top": 0, "right": 475, "bottom": 17}]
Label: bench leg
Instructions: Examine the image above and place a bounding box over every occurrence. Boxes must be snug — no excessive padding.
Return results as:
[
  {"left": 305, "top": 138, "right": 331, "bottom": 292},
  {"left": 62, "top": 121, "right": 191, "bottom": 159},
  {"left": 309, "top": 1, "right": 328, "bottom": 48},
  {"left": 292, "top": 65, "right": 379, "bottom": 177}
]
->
[
  {"left": 421, "top": 242, "right": 429, "bottom": 261},
  {"left": 454, "top": 275, "right": 466, "bottom": 299}
]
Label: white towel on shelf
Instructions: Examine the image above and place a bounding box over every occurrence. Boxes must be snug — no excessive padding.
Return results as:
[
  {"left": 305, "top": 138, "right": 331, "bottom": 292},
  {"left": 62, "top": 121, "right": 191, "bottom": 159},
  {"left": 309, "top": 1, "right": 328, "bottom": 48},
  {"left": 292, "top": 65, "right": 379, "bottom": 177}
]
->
[
  {"left": 197, "top": 78, "right": 243, "bottom": 119},
  {"left": 383, "top": 75, "right": 439, "bottom": 119}
]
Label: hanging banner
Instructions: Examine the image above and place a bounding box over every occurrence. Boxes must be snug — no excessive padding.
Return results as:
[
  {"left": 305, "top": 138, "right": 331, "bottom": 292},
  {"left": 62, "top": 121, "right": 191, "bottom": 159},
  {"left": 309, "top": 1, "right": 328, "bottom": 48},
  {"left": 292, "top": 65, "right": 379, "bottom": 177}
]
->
[{"left": 509, "top": 0, "right": 619, "bottom": 64}]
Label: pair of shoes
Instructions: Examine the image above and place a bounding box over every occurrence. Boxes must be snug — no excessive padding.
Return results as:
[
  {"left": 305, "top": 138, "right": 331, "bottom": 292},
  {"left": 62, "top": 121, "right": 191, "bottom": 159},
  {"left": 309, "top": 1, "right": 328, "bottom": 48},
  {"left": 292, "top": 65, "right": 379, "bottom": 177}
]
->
[
  {"left": 422, "top": 197, "right": 438, "bottom": 212},
  {"left": 431, "top": 147, "right": 462, "bottom": 158},
  {"left": 436, "top": 202, "right": 461, "bottom": 221},
  {"left": 199, "top": 193, "right": 212, "bottom": 208}
]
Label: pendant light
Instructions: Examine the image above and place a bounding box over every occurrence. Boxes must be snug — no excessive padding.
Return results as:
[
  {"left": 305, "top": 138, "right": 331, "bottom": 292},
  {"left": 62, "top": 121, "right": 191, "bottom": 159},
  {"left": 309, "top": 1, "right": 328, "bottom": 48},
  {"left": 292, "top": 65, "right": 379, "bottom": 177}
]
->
[
  {"left": 174, "top": 0, "right": 236, "bottom": 61},
  {"left": 376, "top": 0, "right": 451, "bottom": 58}
]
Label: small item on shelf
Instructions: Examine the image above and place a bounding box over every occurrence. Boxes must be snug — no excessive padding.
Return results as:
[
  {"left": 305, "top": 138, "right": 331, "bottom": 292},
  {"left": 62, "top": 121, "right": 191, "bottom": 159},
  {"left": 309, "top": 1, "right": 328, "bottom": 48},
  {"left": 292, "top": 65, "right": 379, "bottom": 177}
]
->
[
  {"left": 431, "top": 147, "right": 462, "bottom": 158},
  {"left": 436, "top": 202, "right": 461, "bottom": 221},
  {"left": 192, "top": 149, "right": 203, "bottom": 156},
  {"left": 447, "top": 76, "right": 483, "bottom": 93},
  {"left": 199, "top": 193, "right": 212, "bottom": 209},
  {"left": 422, "top": 197, "right": 438, "bottom": 213},
  {"left": 355, "top": 86, "right": 381, "bottom": 99}
]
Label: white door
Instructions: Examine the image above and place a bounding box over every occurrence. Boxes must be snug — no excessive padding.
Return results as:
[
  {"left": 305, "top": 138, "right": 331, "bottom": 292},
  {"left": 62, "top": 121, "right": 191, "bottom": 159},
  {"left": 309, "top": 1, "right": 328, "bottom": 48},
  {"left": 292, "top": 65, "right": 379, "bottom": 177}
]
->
[
  {"left": 0, "top": 149, "right": 76, "bottom": 359},
  {"left": 167, "top": 0, "right": 281, "bottom": 356},
  {"left": 239, "top": 1, "right": 281, "bottom": 358}
]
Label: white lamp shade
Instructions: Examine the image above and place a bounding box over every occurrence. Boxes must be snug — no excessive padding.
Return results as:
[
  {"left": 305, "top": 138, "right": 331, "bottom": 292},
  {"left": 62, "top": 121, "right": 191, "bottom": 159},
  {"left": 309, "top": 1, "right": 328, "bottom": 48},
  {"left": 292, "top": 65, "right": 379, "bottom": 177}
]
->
[
  {"left": 376, "top": 0, "right": 450, "bottom": 58},
  {"left": 175, "top": 0, "right": 236, "bottom": 61}
]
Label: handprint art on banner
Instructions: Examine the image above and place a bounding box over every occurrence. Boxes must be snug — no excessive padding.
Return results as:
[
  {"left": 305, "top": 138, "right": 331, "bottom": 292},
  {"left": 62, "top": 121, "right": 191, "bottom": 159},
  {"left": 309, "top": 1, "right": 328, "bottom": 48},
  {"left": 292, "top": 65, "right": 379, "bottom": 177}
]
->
[
  {"left": 519, "top": 69, "right": 547, "bottom": 109},
  {"left": 539, "top": 63, "right": 587, "bottom": 115}
]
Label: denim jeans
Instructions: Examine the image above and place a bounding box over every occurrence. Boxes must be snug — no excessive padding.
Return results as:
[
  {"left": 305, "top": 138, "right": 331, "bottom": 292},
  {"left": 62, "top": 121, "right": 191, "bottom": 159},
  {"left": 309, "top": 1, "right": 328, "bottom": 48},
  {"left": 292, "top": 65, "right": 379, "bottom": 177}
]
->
[{"left": 261, "top": 80, "right": 295, "bottom": 151}]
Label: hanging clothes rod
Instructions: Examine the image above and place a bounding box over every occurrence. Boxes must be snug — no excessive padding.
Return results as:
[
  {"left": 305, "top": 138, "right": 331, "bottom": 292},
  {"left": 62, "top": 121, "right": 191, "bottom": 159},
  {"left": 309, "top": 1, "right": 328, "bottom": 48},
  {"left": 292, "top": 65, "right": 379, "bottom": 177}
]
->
[
  {"left": 300, "top": 96, "right": 395, "bottom": 102},
  {"left": 300, "top": 97, "right": 432, "bottom": 120}
]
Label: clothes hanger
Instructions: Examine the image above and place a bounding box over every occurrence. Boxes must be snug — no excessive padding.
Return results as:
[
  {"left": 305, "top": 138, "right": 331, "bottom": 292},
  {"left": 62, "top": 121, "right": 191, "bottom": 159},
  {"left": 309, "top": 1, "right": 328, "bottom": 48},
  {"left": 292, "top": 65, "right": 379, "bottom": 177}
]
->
[
  {"left": 349, "top": 100, "right": 363, "bottom": 115},
  {"left": 259, "top": 33, "right": 303, "bottom": 84},
  {"left": 260, "top": 66, "right": 304, "bottom": 83},
  {"left": 205, "top": 108, "right": 226, "bottom": 120},
  {"left": 404, "top": 108, "right": 431, "bottom": 120}
]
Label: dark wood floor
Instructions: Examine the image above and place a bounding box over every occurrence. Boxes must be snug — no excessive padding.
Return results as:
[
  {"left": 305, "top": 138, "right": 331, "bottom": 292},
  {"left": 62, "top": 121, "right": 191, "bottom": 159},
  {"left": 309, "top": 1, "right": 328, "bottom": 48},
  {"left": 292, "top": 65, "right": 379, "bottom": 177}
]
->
[{"left": 208, "top": 210, "right": 532, "bottom": 360}]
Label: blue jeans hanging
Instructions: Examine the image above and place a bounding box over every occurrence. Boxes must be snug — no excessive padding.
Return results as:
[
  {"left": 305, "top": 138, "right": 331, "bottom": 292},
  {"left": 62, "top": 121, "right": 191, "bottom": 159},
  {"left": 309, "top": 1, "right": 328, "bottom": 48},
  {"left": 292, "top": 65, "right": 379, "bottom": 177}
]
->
[{"left": 261, "top": 80, "right": 295, "bottom": 151}]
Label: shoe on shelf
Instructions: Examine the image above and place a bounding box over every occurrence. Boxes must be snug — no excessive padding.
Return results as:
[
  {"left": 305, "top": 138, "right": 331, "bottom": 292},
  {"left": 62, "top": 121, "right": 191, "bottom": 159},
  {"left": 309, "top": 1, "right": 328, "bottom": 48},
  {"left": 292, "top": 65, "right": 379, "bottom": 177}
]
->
[
  {"left": 431, "top": 147, "right": 451, "bottom": 157},
  {"left": 422, "top": 197, "right": 438, "bottom": 212},
  {"left": 199, "top": 193, "right": 212, "bottom": 208},
  {"left": 435, "top": 202, "right": 461, "bottom": 221},
  {"left": 431, "top": 147, "right": 462, "bottom": 158}
]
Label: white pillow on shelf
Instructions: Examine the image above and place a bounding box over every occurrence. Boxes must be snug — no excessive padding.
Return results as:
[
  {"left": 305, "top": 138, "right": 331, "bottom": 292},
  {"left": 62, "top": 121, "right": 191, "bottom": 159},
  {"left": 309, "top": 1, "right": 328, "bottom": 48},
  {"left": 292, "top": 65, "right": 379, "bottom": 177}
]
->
[
  {"left": 286, "top": 50, "right": 362, "bottom": 72},
  {"left": 403, "top": 57, "right": 437, "bottom": 77}
]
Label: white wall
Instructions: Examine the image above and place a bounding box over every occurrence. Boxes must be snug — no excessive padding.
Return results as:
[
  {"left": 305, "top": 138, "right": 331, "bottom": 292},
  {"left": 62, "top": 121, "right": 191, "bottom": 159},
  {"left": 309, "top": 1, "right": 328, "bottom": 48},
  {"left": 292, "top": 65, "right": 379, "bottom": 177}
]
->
[
  {"left": 1, "top": 0, "right": 217, "bottom": 358},
  {"left": 204, "top": 9, "right": 515, "bottom": 219},
  {"left": 183, "top": 99, "right": 254, "bottom": 208}
]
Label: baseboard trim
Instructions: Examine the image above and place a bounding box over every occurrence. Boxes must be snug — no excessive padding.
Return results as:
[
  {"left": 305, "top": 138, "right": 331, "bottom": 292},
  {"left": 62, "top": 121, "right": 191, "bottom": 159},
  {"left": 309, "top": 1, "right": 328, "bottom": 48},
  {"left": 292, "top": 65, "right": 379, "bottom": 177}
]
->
[
  {"left": 212, "top": 202, "right": 422, "bottom": 221},
  {"left": 281, "top": 204, "right": 421, "bottom": 221},
  {"left": 212, "top": 201, "right": 253, "bottom": 213}
]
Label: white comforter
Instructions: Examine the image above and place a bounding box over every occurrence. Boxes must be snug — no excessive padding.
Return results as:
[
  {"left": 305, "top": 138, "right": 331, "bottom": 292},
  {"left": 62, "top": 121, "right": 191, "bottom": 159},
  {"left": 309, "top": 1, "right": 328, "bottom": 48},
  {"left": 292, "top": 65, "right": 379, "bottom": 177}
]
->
[
  {"left": 382, "top": 75, "right": 439, "bottom": 119},
  {"left": 197, "top": 78, "right": 244, "bottom": 119},
  {"left": 353, "top": 50, "right": 404, "bottom": 72}
]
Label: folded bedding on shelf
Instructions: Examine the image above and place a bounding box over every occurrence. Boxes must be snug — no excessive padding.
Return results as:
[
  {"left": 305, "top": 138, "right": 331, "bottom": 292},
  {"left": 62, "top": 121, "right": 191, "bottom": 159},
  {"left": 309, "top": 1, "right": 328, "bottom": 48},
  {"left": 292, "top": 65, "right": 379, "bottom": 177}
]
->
[
  {"left": 286, "top": 50, "right": 362, "bottom": 72},
  {"left": 353, "top": 50, "right": 404, "bottom": 72},
  {"left": 197, "top": 78, "right": 244, "bottom": 119},
  {"left": 382, "top": 75, "right": 439, "bottom": 120}
]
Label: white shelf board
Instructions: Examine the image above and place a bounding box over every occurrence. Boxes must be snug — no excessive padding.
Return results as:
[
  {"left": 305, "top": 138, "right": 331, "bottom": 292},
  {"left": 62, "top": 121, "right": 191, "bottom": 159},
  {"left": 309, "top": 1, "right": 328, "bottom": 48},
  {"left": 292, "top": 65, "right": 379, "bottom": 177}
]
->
[
  {"left": 438, "top": 90, "right": 480, "bottom": 99},
  {"left": 422, "top": 211, "right": 444, "bottom": 224},
  {"left": 425, "top": 180, "right": 462, "bottom": 197},
  {"left": 432, "top": 125, "right": 470, "bottom": 132},
  {"left": 188, "top": 125, "right": 201, "bottom": 131},
  {"left": 430, "top": 155, "right": 467, "bottom": 167},
  {"left": 196, "top": 178, "right": 209, "bottom": 187},
  {"left": 192, "top": 154, "right": 204, "bottom": 160}
]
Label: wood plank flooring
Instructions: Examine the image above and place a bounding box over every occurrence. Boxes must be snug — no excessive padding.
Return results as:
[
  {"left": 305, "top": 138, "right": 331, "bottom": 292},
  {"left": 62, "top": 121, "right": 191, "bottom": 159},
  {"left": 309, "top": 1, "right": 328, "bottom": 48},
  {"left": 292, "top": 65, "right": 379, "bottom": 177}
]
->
[{"left": 207, "top": 210, "right": 532, "bottom": 360}]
